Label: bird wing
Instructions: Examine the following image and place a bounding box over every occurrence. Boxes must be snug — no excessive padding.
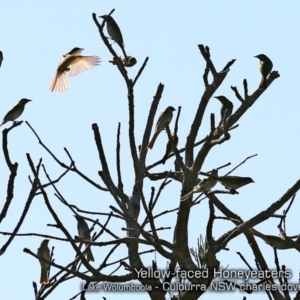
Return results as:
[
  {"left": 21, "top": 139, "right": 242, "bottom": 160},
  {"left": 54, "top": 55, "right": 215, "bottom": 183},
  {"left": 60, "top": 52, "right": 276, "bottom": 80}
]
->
[{"left": 68, "top": 56, "right": 101, "bottom": 77}]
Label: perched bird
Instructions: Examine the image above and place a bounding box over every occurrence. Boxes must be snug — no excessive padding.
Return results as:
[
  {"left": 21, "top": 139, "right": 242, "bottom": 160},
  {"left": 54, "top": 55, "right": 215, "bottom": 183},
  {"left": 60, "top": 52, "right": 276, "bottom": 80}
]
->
[
  {"left": 74, "top": 215, "right": 94, "bottom": 262},
  {"left": 37, "top": 239, "right": 50, "bottom": 284},
  {"left": 181, "top": 169, "right": 218, "bottom": 201},
  {"left": 161, "top": 132, "right": 178, "bottom": 164},
  {"left": 254, "top": 54, "right": 273, "bottom": 89},
  {"left": 0, "top": 98, "right": 32, "bottom": 127},
  {"left": 109, "top": 55, "right": 137, "bottom": 67},
  {"left": 49, "top": 48, "right": 101, "bottom": 93},
  {"left": 0, "top": 50, "right": 3, "bottom": 67},
  {"left": 100, "top": 15, "right": 127, "bottom": 60},
  {"left": 214, "top": 96, "right": 233, "bottom": 126},
  {"left": 217, "top": 176, "right": 254, "bottom": 190},
  {"left": 147, "top": 106, "right": 176, "bottom": 149},
  {"left": 250, "top": 228, "right": 295, "bottom": 250}
]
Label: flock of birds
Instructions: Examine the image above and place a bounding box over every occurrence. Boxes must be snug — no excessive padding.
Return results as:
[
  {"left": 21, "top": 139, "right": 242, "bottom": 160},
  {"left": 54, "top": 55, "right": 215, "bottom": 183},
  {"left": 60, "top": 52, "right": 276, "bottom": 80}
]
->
[
  {"left": 146, "top": 54, "right": 273, "bottom": 201},
  {"left": 0, "top": 13, "right": 274, "bottom": 285},
  {"left": 0, "top": 14, "right": 137, "bottom": 127},
  {"left": 146, "top": 103, "right": 256, "bottom": 202}
]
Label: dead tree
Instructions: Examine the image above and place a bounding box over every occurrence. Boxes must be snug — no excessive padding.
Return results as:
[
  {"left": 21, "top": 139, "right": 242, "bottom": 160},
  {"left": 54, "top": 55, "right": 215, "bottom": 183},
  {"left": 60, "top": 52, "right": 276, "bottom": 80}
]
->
[{"left": 2, "top": 9, "right": 300, "bottom": 300}]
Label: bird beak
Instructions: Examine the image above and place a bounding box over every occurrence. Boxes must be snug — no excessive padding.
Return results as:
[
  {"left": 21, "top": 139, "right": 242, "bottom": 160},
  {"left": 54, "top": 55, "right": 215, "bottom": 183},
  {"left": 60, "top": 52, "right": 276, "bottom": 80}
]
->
[
  {"left": 99, "top": 15, "right": 105, "bottom": 19},
  {"left": 254, "top": 55, "right": 258, "bottom": 58}
]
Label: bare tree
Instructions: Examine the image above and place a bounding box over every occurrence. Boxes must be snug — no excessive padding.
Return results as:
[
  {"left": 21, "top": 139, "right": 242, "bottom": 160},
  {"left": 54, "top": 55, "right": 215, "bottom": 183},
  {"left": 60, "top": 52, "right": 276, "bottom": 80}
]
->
[{"left": 2, "top": 9, "right": 300, "bottom": 300}]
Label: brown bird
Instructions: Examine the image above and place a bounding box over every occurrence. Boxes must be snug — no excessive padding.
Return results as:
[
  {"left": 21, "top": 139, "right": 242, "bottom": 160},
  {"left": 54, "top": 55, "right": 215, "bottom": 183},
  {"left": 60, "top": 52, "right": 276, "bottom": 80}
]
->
[
  {"left": 181, "top": 169, "right": 218, "bottom": 201},
  {"left": 74, "top": 215, "right": 94, "bottom": 262},
  {"left": 214, "top": 96, "right": 233, "bottom": 126},
  {"left": 109, "top": 55, "right": 137, "bottom": 67},
  {"left": 217, "top": 176, "right": 254, "bottom": 190},
  {"left": 161, "top": 132, "right": 178, "bottom": 164},
  {"left": 254, "top": 54, "right": 273, "bottom": 89},
  {"left": 0, "top": 98, "right": 32, "bottom": 127},
  {"left": 49, "top": 47, "right": 101, "bottom": 93},
  {"left": 100, "top": 15, "right": 128, "bottom": 61},
  {"left": 250, "top": 228, "right": 295, "bottom": 250},
  {"left": 37, "top": 239, "right": 50, "bottom": 284},
  {"left": 147, "top": 106, "right": 176, "bottom": 149}
]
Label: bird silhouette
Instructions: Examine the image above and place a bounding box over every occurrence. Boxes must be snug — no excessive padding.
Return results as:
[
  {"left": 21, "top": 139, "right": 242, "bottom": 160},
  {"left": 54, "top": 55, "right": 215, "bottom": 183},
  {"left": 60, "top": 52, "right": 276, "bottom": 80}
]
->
[
  {"left": 0, "top": 98, "right": 32, "bottom": 126},
  {"left": 74, "top": 215, "right": 94, "bottom": 262},
  {"left": 214, "top": 96, "right": 233, "bottom": 126},
  {"left": 109, "top": 55, "right": 137, "bottom": 67},
  {"left": 49, "top": 48, "right": 101, "bottom": 93},
  {"left": 100, "top": 15, "right": 128, "bottom": 61},
  {"left": 37, "top": 239, "right": 50, "bottom": 284},
  {"left": 254, "top": 54, "right": 273, "bottom": 89},
  {"left": 148, "top": 106, "right": 176, "bottom": 149}
]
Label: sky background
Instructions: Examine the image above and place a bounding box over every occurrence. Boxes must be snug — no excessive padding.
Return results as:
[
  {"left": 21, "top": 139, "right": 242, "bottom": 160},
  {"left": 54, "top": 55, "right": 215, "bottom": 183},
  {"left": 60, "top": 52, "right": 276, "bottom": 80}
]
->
[{"left": 0, "top": 1, "right": 300, "bottom": 299}]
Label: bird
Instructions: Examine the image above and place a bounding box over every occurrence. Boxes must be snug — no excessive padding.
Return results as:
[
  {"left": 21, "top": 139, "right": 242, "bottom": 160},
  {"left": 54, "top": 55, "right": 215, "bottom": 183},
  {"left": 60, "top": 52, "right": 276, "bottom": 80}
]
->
[
  {"left": 214, "top": 96, "right": 233, "bottom": 126},
  {"left": 0, "top": 51, "right": 3, "bottom": 67},
  {"left": 147, "top": 106, "right": 176, "bottom": 149},
  {"left": 161, "top": 132, "right": 178, "bottom": 164},
  {"left": 0, "top": 98, "right": 32, "bottom": 127},
  {"left": 74, "top": 215, "right": 94, "bottom": 262},
  {"left": 109, "top": 55, "right": 137, "bottom": 67},
  {"left": 49, "top": 48, "right": 101, "bottom": 93},
  {"left": 37, "top": 239, "right": 50, "bottom": 284},
  {"left": 217, "top": 176, "right": 254, "bottom": 190},
  {"left": 181, "top": 169, "right": 218, "bottom": 201},
  {"left": 250, "top": 228, "right": 295, "bottom": 250},
  {"left": 100, "top": 15, "right": 128, "bottom": 60},
  {"left": 254, "top": 54, "right": 273, "bottom": 89}
]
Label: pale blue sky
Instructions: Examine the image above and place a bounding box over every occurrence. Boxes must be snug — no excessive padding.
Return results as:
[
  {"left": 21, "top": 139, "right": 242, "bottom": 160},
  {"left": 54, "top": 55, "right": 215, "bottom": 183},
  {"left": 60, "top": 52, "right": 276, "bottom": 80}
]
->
[{"left": 1, "top": 1, "right": 300, "bottom": 299}]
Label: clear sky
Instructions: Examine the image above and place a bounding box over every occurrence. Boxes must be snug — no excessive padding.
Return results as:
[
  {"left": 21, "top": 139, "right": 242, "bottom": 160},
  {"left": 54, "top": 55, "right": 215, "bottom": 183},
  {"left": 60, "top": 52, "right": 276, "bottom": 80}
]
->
[{"left": 1, "top": 1, "right": 300, "bottom": 299}]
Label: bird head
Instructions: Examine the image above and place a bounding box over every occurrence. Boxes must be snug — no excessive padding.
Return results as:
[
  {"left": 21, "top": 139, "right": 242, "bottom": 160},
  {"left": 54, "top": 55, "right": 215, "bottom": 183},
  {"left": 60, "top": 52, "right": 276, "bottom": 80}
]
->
[
  {"left": 166, "top": 106, "right": 176, "bottom": 112},
  {"left": 214, "top": 96, "right": 228, "bottom": 104},
  {"left": 41, "top": 239, "right": 50, "bottom": 246},
  {"left": 124, "top": 56, "right": 137, "bottom": 67},
  {"left": 210, "top": 169, "right": 218, "bottom": 178},
  {"left": 74, "top": 215, "right": 84, "bottom": 221},
  {"left": 19, "top": 98, "right": 32, "bottom": 106},
  {"left": 63, "top": 47, "right": 84, "bottom": 57},
  {"left": 100, "top": 14, "right": 109, "bottom": 20},
  {"left": 254, "top": 54, "right": 268, "bottom": 61},
  {"left": 243, "top": 177, "right": 255, "bottom": 184}
]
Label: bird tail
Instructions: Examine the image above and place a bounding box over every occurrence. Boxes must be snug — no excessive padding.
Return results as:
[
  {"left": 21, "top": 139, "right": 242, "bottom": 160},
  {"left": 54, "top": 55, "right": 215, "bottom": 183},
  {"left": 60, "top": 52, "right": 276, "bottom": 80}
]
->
[
  {"left": 86, "top": 245, "right": 94, "bottom": 262},
  {"left": 180, "top": 190, "right": 193, "bottom": 202},
  {"left": 40, "top": 267, "right": 49, "bottom": 284},
  {"left": 49, "top": 72, "right": 71, "bottom": 93},
  {"left": 120, "top": 46, "right": 128, "bottom": 62},
  {"left": 147, "top": 131, "right": 159, "bottom": 149},
  {"left": 259, "top": 75, "right": 267, "bottom": 89}
]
